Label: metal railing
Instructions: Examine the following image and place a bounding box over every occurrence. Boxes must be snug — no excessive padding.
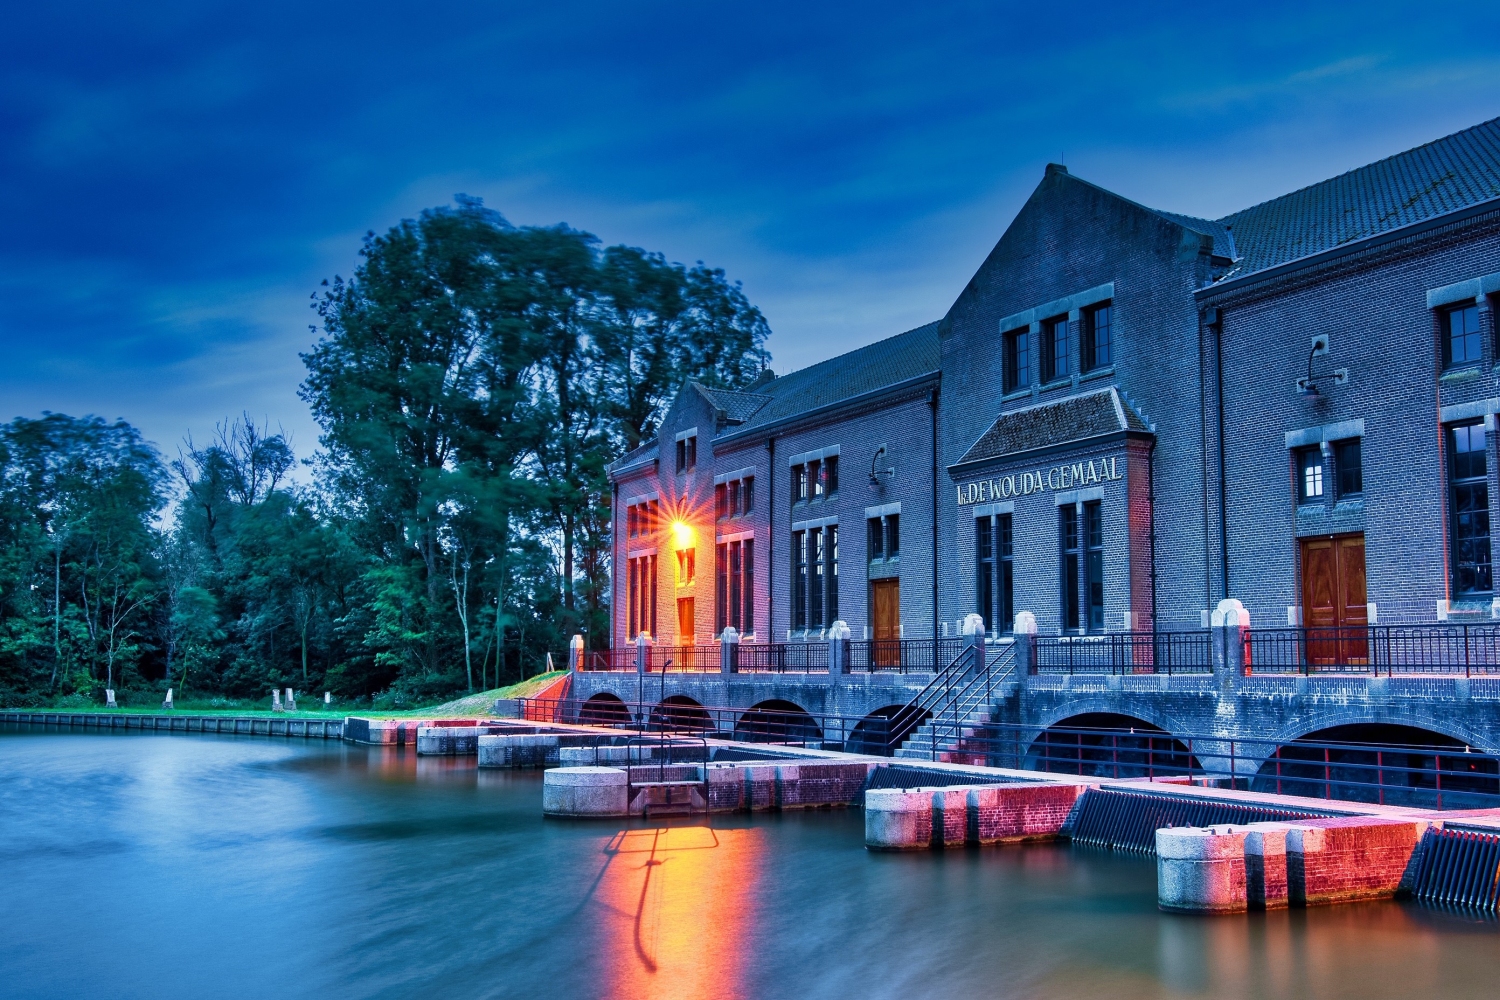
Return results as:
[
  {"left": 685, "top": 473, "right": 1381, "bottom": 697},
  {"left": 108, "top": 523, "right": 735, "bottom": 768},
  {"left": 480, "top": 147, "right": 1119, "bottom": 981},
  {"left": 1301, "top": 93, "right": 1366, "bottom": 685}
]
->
[
  {"left": 1034, "top": 631, "right": 1213, "bottom": 675},
  {"left": 1247, "top": 624, "right": 1500, "bottom": 676},
  {"left": 932, "top": 720, "right": 1500, "bottom": 811}
]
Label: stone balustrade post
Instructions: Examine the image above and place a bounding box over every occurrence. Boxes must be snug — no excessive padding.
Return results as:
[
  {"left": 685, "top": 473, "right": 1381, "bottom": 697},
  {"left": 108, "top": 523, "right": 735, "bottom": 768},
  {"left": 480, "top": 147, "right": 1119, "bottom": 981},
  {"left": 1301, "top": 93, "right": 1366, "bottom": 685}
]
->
[
  {"left": 827, "top": 620, "right": 852, "bottom": 683},
  {"left": 634, "top": 632, "right": 652, "bottom": 675},
  {"left": 1212, "top": 599, "right": 1250, "bottom": 679},
  {"left": 961, "top": 613, "right": 986, "bottom": 674},
  {"left": 720, "top": 626, "right": 740, "bottom": 675},
  {"left": 1013, "top": 611, "right": 1038, "bottom": 676},
  {"left": 570, "top": 634, "right": 585, "bottom": 672}
]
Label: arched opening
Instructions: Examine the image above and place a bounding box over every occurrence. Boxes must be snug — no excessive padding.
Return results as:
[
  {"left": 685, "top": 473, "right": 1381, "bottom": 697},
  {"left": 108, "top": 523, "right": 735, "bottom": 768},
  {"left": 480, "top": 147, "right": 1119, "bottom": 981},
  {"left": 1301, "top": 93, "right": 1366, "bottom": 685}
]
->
[
  {"left": 648, "top": 695, "right": 713, "bottom": 733},
  {"left": 733, "top": 700, "right": 823, "bottom": 745},
  {"left": 847, "top": 705, "right": 930, "bottom": 756},
  {"left": 578, "top": 693, "right": 631, "bottom": 727},
  {"left": 1026, "top": 713, "right": 1198, "bottom": 778},
  {"left": 1251, "top": 723, "right": 1500, "bottom": 808}
]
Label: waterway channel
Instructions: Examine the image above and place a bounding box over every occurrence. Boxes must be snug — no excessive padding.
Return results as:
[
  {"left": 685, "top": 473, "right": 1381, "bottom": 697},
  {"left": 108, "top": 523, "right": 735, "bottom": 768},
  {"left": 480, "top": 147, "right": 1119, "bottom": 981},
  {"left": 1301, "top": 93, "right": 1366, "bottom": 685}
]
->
[{"left": 1, "top": 729, "right": 1496, "bottom": 999}]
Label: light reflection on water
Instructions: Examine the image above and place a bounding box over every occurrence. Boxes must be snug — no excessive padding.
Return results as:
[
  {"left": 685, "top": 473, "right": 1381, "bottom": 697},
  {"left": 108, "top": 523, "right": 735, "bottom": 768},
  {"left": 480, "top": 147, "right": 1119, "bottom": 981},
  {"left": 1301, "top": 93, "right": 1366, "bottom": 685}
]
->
[{"left": 0, "top": 730, "right": 1496, "bottom": 1000}]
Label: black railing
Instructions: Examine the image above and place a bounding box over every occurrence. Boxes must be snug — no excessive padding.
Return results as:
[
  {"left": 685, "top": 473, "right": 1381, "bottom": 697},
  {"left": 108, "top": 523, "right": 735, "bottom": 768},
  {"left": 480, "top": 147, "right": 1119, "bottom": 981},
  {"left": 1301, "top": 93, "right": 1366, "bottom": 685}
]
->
[
  {"left": 1034, "top": 631, "right": 1213, "bottom": 675},
  {"left": 1246, "top": 624, "right": 1500, "bottom": 675}
]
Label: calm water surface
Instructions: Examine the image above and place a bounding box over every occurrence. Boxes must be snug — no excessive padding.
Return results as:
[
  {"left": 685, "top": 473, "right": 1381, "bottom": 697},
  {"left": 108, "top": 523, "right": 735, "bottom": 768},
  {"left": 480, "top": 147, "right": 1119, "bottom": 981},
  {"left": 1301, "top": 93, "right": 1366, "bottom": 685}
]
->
[{"left": 1, "top": 730, "right": 1497, "bottom": 999}]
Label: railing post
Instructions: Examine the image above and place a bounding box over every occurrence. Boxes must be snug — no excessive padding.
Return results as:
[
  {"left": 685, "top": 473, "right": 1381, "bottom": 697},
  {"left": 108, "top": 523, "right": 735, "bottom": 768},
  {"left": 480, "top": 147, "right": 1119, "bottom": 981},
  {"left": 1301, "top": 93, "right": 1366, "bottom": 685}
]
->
[
  {"left": 571, "top": 634, "right": 585, "bottom": 673},
  {"left": 635, "top": 631, "right": 652, "bottom": 676},
  {"left": 1014, "top": 611, "right": 1038, "bottom": 676},
  {"left": 1212, "top": 598, "right": 1249, "bottom": 680},
  {"left": 720, "top": 627, "right": 739, "bottom": 675},
  {"left": 828, "top": 620, "right": 851, "bottom": 684}
]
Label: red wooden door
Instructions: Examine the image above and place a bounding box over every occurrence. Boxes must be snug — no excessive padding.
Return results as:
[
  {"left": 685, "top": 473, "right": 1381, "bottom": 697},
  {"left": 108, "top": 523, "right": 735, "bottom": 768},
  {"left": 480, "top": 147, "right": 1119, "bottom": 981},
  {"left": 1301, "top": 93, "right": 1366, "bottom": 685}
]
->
[
  {"left": 1300, "top": 534, "right": 1367, "bottom": 666},
  {"left": 871, "top": 579, "right": 900, "bottom": 666}
]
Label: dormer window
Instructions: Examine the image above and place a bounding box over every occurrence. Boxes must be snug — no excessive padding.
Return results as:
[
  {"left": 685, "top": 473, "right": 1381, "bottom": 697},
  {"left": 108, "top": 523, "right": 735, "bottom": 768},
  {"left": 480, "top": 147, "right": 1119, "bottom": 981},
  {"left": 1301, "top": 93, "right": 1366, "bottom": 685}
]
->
[{"left": 675, "top": 433, "right": 697, "bottom": 473}]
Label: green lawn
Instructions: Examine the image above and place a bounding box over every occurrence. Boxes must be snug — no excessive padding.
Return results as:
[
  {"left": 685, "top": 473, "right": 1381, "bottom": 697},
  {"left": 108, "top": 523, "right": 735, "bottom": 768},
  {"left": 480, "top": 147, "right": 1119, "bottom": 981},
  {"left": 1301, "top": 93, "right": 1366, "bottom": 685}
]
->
[{"left": 7, "top": 672, "right": 568, "bottom": 720}]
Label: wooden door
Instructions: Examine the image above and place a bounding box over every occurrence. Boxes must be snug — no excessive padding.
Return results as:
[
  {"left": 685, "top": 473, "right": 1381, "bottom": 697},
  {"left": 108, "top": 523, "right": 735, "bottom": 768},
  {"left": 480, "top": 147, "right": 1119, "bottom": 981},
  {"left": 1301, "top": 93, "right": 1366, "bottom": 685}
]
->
[
  {"left": 871, "top": 579, "right": 900, "bottom": 666},
  {"left": 676, "top": 597, "right": 694, "bottom": 646},
  {"left": 1300, "top": 534, "right": 1367, "bottom": 666}
]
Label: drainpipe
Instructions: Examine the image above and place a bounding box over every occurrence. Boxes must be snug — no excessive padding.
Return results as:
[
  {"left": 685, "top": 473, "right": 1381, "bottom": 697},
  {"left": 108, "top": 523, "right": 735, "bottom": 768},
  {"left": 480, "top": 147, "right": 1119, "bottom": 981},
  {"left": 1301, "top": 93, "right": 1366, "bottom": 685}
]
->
[
  {"left": 1199, "top": 315, "right": 1212, "bottom": 615},
  {"left": 1213, "top": 310, "right": 1230, "bottom": 600},
  {"left": 1148, "top": 437, "right": 1158, "bottom": 632},
  {"left": 930, "top": 387, "right": 940, "bottom": 643},
  {"left": 765, "top": 437, "right": 775, "bottom": 642}
]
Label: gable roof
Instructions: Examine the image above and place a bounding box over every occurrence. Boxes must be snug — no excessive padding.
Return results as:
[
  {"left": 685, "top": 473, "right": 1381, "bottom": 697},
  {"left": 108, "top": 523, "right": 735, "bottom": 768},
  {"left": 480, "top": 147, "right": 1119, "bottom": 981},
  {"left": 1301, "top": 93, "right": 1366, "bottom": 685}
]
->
[
  {"left": 955, "top": 388, "right": 1149, "bottom": 468},
  {"left": 692, "top": 383, "right": 773, "bottom": 424},
  {"left": 1214, "top": 117, "right": 1500, "bottom": 278},
  {"left": 723, "top": 320, "right": 941, "bottom": 436}
]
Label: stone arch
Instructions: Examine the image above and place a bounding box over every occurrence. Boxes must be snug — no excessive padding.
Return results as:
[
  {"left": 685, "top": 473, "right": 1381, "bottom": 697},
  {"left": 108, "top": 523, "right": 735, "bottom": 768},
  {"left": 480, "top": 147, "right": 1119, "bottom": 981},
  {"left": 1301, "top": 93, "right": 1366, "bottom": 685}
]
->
[
  {"left": 1250, "top": 722, "right": 1500, "bottom": 809},
  {"left": 649, "top": 695, "right": 713, "bottom": 733},
  {"left": 1028, "top": 698, "right": 1189, "bottom": 740},
  {"left": 845, "top": 704, "right": 930, "bottom": 756},
  {"left": 734, "top": 700, "right": 823, "bottom": 744},
  {"left": 1265, "top": 706, "right": 1500, "bottom": 756},
  {"left": 578, "top": 692, "right": 631, "bottom": 726},
  {"left": 1025, "top": 712, "right": 1200, "bottom": 779}
]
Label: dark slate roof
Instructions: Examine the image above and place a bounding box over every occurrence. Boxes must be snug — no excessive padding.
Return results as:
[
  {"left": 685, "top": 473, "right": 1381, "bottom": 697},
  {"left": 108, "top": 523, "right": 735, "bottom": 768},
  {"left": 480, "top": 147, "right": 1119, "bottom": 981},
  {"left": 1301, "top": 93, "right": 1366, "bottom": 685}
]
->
[
  {"left": 609, "top": 440, "right": 658, "bottom": 474},
  {"left": 1151, "top": 210, "right": 1235, "bottom": 259},
  {"left": 726, "top": 321, "right": 941, "bottom": 434},
  {"left": 956, "top": 388, "right": 1148, "bottom": 467},
  {"left": 1215, "top": 117, "right": 1500, "bottom": 278},
  {"left": 692, "top": 383, "right": 772, "bottom": 424}
]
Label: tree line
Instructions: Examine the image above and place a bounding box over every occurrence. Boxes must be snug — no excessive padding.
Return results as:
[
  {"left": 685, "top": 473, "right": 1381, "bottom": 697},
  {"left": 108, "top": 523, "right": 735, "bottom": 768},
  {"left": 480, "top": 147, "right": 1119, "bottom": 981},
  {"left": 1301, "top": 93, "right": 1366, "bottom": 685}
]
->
[{"left": 0, "top": 197, "right": 769, "bottom": 707}]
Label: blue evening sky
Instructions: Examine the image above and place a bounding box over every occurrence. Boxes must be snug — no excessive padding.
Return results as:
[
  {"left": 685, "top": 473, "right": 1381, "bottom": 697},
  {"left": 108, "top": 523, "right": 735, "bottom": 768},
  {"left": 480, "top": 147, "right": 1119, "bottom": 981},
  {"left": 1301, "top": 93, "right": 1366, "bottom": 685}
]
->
[{"left": 2, "top": 2, "right": 1497, "bottom": 459}]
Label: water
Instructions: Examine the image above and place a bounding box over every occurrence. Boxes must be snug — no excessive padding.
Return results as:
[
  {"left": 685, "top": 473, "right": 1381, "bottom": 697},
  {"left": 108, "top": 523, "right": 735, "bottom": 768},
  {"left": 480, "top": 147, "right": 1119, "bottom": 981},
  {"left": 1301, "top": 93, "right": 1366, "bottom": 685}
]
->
[{"left": 1, "top": 731, "right": 1496, "bottom": 999}]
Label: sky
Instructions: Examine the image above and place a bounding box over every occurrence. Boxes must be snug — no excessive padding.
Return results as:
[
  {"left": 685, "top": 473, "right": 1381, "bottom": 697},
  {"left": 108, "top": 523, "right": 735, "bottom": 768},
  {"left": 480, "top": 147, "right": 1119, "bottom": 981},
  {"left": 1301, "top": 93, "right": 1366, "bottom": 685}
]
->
[{"left": 2, "top": 1, "right": 1498, "bottom": 462}]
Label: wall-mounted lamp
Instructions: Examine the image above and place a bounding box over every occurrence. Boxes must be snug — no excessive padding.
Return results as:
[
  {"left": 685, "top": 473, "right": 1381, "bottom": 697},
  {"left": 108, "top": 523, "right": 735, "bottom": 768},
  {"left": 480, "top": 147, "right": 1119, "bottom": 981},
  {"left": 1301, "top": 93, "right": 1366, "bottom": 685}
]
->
[{"left": 1296, "top": 334, "right": 1348, "bottom": 396}]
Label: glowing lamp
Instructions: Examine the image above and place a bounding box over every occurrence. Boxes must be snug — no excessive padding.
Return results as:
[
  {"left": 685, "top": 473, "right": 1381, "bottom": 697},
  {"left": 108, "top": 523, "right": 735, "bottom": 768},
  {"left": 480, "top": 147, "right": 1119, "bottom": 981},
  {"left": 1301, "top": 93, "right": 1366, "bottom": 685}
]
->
[{"left": 670, "top": 520, "right": 695, "bottom": 547}]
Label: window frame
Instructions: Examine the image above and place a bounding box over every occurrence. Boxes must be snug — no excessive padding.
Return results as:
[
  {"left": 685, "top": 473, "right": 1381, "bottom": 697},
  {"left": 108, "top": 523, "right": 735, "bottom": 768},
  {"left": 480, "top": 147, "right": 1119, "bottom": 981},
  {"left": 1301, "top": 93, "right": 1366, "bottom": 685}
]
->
[
  {"left": 1296, "top": 446, "right": 1326, "bottom": 505},
  {"left": 1444, "top": 302, "right": 1483, "bottom": 370},
  {"left": 1003, "top": 327, "right": 1030, "bottom": 394},
  {"left": 1449, "top": 421, "right": 1493, "bottom": 595},
  {"left": 1060, "top": 505, "right": 1081, "bottom": 632},
  {"left": 1082, "top": 302, "right": 1112, "bottom": 373},
  {"left": 1333, "top": 438, "right": 1363, "bottom": 500},
  {"left": 1040, "top": 315, "right": 1069, "bottom": 383}
]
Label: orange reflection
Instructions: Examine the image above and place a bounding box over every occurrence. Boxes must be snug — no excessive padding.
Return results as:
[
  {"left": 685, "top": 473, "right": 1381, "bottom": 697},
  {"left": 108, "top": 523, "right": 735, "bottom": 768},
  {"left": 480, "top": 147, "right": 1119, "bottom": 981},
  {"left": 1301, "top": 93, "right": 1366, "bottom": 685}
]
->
[{"left": 593, "top": 825, "right": 763, "bottom": 1000}]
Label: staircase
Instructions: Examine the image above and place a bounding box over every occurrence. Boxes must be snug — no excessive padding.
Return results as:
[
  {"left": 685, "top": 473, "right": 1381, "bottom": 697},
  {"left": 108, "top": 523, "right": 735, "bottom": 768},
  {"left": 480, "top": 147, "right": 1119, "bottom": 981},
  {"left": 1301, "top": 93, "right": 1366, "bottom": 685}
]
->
[{"left": 894, "top": 643, "right": 1019, "bottom": 763}]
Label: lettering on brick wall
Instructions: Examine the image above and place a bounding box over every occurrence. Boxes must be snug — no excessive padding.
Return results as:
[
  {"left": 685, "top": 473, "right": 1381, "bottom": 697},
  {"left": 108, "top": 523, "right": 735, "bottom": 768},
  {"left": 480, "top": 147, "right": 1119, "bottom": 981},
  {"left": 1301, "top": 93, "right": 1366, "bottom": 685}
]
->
[{"left": 955, "top": 457, "right": 1122, "bottom": 505}]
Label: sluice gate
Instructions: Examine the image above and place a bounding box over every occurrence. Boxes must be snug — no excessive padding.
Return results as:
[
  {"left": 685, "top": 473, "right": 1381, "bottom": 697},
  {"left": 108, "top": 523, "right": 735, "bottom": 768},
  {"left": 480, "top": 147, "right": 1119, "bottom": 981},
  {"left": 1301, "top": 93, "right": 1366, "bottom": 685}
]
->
[
  {"left": 1410, "top": 827, "right": 1500, "bottom": 912},
  {"left": 1069, "top": 786, "right": 1340, "bottom": 853}
]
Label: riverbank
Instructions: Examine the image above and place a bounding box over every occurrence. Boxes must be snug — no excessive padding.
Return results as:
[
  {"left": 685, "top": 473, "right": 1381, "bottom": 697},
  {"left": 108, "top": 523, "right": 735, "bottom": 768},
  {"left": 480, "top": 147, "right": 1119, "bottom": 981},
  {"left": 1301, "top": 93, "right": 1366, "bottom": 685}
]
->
[{"left": 0, "top": 672, "right": 567, "bottom": 720}]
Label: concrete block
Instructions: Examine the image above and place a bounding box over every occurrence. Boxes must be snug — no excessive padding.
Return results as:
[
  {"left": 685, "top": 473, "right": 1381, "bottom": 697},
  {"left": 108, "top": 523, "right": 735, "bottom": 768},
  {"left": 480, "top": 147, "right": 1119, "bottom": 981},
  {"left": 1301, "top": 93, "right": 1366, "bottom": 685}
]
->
[
  {"left": 970, "top": 782, "right": 1083, "bottom": 844},
  {"left": 477, "top": 733, "right": 560, "bottom": 768},
  {"left": 1243, "top": 823, "right": 1289, "bottom": 910},
  {"left": 1156, "top": 826, "right": 1249, "bottom": 913},
  {"left": 1285, "top": 817, "right": 1425, "bottom": 906},
  {"left": 543, "top": 766, "right": 629, "bottom": 817},
  {"left": 865, "top": 788, "right": 937, "bottom": 850}
]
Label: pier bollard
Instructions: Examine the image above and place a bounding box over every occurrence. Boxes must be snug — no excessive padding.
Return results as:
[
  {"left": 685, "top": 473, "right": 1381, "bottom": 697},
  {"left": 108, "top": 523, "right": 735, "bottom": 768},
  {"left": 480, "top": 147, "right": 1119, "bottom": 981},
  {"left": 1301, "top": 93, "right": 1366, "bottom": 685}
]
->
[
  {"left": 1244, "top": 823, "right": 1290, "bottom": 910},
  {"left": 285, "top": 688, "right": 296, "bottom": 711},
  {"left": 542, "top": 766, "right": 629, "bottom": 817},
  {"left": 1212, "top": 599, "right": 1250, "bottom": 679},
  {"left": 1156, "top": 825, "right": 1249, "bottom": 913},
  {"left": 720, "top": 626, "right": 739, "bottom": 675},
  {"left": 105, "top": 689, "right": 116, "bottom": 708},
  {"left": 272, "top": 689, "right": 283, "bottom": 712}
]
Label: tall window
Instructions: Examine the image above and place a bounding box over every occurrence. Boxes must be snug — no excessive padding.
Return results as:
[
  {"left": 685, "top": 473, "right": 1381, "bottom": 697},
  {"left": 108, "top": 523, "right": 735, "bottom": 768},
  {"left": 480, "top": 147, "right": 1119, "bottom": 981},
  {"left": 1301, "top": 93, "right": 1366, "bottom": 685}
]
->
[
  {"left": 867, "top": 512, "right": 899, "bottom": 562},
  {"left": 627, "top": 554, "right": 657, "bottom": 639},
  {"left": 808, "top": 459, "right": 822, "bottom": 500},
  {"left": 1041, "top": 315, "right": 1068, "bottom": 383},
  {"left": 675, "top": 547, "right": 695, "bottom": 587},
  {"left": 1334, "top": 438, "right": 1362, "bottom": 499},
  {"left": 1297, "top": 447, "right": 1325, "bottom": 504},
  {"left": 792, "top": 459, "right": 834, "bottom": 503},
  {"left": 715, "top": 539, "right": 755, "bottom": 636},
  {"left": 1082, "top": 302, "right": 1112, "bottom": 372},
  {"left": 626, "top": 499, "right": 658, "bottom": 538},
  {"left": 976, "top": 514, "right": 1013, "bottom": 634},
  {"left": 1446, "top": 304, "right": 1482, "bottom": 368},
  {"left": 823, "top": 456, "right": 838, "bottom": 496},
  {"left": 1450, "top": 422, "right": 1492, "bottom": 594},
  {"left": 1084, "top": 501, "right": 1103, "bottom": 632},
  {"left": 1060, "top": 506, "right": 1080, "bottom": 631},
  {"left": 791, "top": 524, "right": 838, "bottom": 632},
  {"left": 792, "top": 531, "right": 808, "bottom": 630},
  {"left": 675, "top": 434, "right": 697, "bottom": 472},
  {"left": 792, "top": 464, "right": 806, "bottom": 504},
  {"left": 1003, "top": 327, "right": 1030, "bottom": 393}
]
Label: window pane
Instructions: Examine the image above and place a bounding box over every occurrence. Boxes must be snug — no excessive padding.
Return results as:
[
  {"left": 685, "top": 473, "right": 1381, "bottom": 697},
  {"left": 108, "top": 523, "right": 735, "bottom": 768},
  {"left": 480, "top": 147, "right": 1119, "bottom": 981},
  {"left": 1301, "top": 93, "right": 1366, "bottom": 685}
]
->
[
  {"left": 743, "top": 540, "right": 755, "bottom": 636},
  {"left": 827, "top": 524, "right": 839, "bottom": 624},
  {"left": 1335, "top": 439, "right": 1362, "bottom": 497},
  {"left": 1449, "top": 305, "right": 1481, "bottom": 366},
  {"left": 977, "top": 516, "right": 994, "bottom": 633},
  {"left": 887, "top": 514, "right": 899, "bottom": 558},
  {"left": 716, "top": 544, "right": 727, "bottom": 634},
  {"left": 810, "top": 528, "right": 824, "bottom": 627},
  {"left": 1091, "top": 304, "right": 1111, "bottom": 369},
  {"left": 742, "top": 477, "right": 753, "bottom": 515},
  {"left": 826, "top": 456, "right": 838, "bottom": 494},
  {"left": 1300, "top": 449, "right": 1324, "bottom": 501},
  {"left": 869, "top": 517, "right": 883, "bottom": 561}
]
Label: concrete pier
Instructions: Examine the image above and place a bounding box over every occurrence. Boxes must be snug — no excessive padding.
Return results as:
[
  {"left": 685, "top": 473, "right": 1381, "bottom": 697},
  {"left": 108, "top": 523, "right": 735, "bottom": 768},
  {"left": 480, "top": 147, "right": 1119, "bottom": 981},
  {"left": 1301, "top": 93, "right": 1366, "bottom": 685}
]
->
[
  {"left": 541, "top": 767, "right": 629, "bottom": 817},
  {"left": 864, "top": 781, "right": 1088, "bottom": 851}
]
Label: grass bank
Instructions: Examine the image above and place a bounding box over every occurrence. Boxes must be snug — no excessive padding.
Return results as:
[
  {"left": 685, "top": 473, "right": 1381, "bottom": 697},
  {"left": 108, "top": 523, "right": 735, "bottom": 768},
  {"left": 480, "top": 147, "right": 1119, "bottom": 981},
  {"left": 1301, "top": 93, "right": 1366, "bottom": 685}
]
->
[{"left": 6, "top": 672, "right": 567, "bottom": 720}]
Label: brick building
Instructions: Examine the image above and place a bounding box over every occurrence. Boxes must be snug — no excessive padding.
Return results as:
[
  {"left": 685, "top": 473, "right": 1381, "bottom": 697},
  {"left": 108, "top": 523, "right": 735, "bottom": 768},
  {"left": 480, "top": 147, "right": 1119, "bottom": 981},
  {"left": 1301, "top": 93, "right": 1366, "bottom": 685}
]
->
[{"left": 609, "top": 117, "right": 1500, "bottom": 649}]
